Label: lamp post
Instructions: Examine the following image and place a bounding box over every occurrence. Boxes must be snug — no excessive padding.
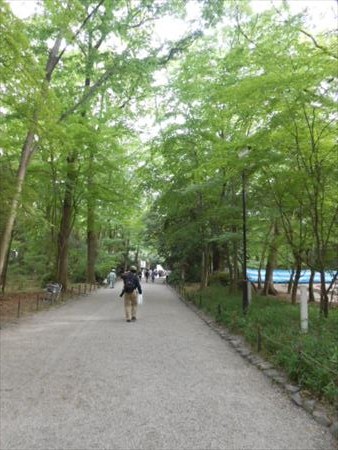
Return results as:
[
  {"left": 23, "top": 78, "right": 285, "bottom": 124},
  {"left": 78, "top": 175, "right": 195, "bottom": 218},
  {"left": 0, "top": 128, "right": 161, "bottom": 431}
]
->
[{"left": 239, "top": 147, "right": 250, "bottom": 314}]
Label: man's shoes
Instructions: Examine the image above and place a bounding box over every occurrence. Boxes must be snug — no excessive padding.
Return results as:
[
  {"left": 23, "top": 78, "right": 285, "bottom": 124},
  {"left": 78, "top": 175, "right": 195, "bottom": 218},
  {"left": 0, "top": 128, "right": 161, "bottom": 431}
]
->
[
  {"left": 131, "top": 317, "right": 136, "bottom": 321},
  {"left": 126, "top": 319, "right": 131, "bottom": 322}
]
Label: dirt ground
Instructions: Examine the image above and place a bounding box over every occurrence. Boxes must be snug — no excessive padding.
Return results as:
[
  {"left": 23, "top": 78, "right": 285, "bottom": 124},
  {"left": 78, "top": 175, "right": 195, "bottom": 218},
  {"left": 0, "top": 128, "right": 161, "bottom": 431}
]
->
[
  {"left": 273, "top": 283, "right": 338, "bottom": 305},
  {"left": 0, "top": 291, "right": 48, "bottom": 326}
]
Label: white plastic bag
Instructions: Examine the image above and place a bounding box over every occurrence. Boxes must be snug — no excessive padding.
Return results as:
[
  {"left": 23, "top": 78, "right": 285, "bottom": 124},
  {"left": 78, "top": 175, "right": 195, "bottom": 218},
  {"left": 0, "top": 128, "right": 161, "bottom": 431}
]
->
[{"left": 137, "top": 293, "right": 143, "bottom": 305}]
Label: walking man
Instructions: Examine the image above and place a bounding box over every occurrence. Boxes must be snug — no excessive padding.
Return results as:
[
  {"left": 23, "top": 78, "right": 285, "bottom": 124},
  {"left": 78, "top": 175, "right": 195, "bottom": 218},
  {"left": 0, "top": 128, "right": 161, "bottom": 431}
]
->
[
  {"left": 145, "top": 269, "right": 150, "bottom": 283},
  {"left": 120, "top": 266, "right": 142, "bottom": 322},
  {"left": 107, "top": 269, "right": 117, "bottom": 288}
]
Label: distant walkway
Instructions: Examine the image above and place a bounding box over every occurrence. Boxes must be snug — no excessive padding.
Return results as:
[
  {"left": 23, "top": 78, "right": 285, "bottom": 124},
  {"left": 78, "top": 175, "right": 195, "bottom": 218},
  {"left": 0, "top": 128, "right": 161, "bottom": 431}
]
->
[{"left": 1, "top": 279, "right": 336, "bottom": 450}]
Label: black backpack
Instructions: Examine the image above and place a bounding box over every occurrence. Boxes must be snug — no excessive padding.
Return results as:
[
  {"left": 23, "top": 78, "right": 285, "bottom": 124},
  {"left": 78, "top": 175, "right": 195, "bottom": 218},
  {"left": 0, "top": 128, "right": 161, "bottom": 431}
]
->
[{"left": 124, "top": 273, "right": 136, "bottom": 293}]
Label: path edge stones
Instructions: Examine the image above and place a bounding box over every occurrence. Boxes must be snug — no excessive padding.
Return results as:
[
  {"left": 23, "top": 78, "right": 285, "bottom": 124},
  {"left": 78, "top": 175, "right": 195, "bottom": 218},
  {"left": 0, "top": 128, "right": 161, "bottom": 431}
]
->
[{"left": 169, "top": 285, "right": 338, "bottom": 441}]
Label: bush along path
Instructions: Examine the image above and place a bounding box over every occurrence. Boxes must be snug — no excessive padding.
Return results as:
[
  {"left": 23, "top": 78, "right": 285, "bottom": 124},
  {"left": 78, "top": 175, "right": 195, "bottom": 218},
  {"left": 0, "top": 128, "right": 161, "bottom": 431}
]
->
[{"left": 172, "top": 283, "right": 338, "bottom": 441}]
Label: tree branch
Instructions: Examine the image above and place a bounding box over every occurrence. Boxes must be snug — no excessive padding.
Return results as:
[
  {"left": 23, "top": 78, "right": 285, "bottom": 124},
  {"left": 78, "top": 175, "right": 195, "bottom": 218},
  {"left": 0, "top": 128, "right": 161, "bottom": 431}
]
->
[
  {"left": 299, "top": 28, "right": 338, "bottom": 60},
  {"left": 53, "top": 0, "right": 106, "bottom": 71},
  {"left": 60, "top": 30, "right": 203, "bottom": 121},
  {"left": 158, "top": 30, "right": 203, "bottom": 64}
]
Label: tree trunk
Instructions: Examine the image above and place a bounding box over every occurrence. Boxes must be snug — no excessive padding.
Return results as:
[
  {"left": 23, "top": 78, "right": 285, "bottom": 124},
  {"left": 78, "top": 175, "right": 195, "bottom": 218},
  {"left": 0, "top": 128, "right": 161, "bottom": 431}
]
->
[
  {"left": 263, "top": 257, "right": 278, "bottom": 296},
  {"left": 326, "top": 271, "right": 338, "bottom": 299},
  {"left": 57, "top": 216, "right": 71, "bottom": 291},
  {"left": 135, "top": 246, "right": 140, "bottom": 267},
  {"left": 218, "top": 245, "right": 226, "bottom": 273},
  {"left": 287, "top": 269, "right": 295, "bottom": 294},
  {"left": 308, "top": 268, "right": 316, "bottom": 302},
  {"left": 230, "top": 228, "right": 239, "bottom": 292},
  {"left": 208, "top": 246, "right": 213, "bottom": 276},
  {"left": 86, "top": 149, "right": 97, "bottom": 284},
  {"left": 200, "top": 246, "right": 209, "bottom": 289},
  {"left": 87, "top": 227, "right": 97, "bottom": 284},
  {"left": 263, "top": 222, "right": 279, "bottom": 296},
  {"left": 0, "top": 131, "right": 37, "bottom": 288},
  {"left": 56, "top": 153, "right": 77, "bottom": 290},
  {"left": 0, "top": 15, "right": 109, "bottom": 290},
  {"left": 123, "top": 237, "right": 130, "bottom": 271},
  {"left": 224, "top": 243, "right": 233, "bottom": 288},
  {"left": 0, "top": 34, "right": 63, "bottom": 289},
  {"left": 0, "top": 230, "right": 14, "bottom": 294},
  {"left": 291, "top": 261, "right": 301, "bottom": 305},
  {"left": 257, "top": 264, "right": 263, "bottom": 290},
  {"left": 212, "top": 245, "right": 219, "bottom": 272},
  {"left": 257, "top": 234, "right": 273, "bottom": 290},
  {"left": 319, "top": 270, "right": 329, "bottom": 318}
]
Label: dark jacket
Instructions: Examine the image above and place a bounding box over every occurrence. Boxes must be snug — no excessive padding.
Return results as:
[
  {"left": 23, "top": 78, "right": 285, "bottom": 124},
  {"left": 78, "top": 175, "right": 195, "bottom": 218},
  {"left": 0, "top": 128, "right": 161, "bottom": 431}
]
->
[{"left": 120, "top": 271, "right": 142, "bottom": 297}]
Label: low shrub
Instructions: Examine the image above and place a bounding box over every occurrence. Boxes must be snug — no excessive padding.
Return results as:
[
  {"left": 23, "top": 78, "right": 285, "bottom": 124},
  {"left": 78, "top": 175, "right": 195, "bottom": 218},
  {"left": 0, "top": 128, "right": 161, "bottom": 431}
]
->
[
  {"left": 208, "top": 271, "right": 230, "bottom": 286},
  {"left": 167, "top": 269, "right": 183, "bottom": 286}
]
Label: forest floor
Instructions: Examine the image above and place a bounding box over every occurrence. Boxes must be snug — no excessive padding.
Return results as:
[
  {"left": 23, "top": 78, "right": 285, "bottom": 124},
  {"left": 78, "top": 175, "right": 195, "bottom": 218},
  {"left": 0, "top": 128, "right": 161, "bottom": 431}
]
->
[
  {"left": 0, "top": 290, "right": 45, "bottom": 327},
  {"left": 0, "top": 286, "right": 91, "bottom": 327}
]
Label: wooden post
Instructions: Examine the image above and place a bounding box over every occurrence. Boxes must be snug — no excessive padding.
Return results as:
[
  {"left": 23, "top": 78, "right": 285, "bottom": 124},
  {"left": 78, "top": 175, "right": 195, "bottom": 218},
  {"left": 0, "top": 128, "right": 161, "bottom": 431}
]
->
[
  {"left": 78, "top": 284, "right": 81, "bottom": 295},
  {"left": 84, "top": 284, "right": 87, "bottom": 295},
  {"left": 17, "top": 298, "right": 21, "bottom": 318},
  {"left": 36, "top": 294, "right": 39, "bottom": 311},
  {"left": 300, "top": 285, "right": 308, "bottom": 333}
]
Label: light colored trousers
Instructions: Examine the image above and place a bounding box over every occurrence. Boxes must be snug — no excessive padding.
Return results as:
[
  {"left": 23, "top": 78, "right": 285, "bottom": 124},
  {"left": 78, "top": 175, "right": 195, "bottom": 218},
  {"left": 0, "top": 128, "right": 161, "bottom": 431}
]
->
[{"left": 124, "top": 291, "right": 137, "bottom": 320}]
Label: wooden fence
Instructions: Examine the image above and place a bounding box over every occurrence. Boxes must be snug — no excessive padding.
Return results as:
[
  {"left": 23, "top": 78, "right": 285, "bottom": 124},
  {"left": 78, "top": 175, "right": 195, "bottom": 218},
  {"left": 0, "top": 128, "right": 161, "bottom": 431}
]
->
[{"left": 0, "top": 283, "right": 98, "bottom": 325}]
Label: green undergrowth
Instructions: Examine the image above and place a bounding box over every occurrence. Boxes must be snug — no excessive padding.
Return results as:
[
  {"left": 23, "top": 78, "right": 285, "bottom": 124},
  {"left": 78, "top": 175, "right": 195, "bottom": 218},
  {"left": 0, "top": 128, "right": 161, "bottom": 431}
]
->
[{"left": 182, "top": 283, "right": 338, "bottom": 407}]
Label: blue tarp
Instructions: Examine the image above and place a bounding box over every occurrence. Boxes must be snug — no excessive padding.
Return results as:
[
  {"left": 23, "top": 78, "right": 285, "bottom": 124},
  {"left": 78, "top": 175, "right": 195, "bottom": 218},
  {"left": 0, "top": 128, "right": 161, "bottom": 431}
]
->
[{"left": 247, "top": 268, "right": 336, "bottom": 284}]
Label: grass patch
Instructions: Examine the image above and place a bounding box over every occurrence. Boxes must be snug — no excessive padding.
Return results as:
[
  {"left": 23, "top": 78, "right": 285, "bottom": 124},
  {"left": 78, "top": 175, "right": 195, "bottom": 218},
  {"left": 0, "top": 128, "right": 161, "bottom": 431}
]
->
[{"left": 184, "top": 283, "right": 338, "bottom": 407}]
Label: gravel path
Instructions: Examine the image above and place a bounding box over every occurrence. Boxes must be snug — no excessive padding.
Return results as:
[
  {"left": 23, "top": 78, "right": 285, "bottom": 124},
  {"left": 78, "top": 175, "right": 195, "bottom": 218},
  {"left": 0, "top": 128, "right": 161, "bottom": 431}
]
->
[{"left": 1, "top": 280, "right": 336, "bottom": 450}]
